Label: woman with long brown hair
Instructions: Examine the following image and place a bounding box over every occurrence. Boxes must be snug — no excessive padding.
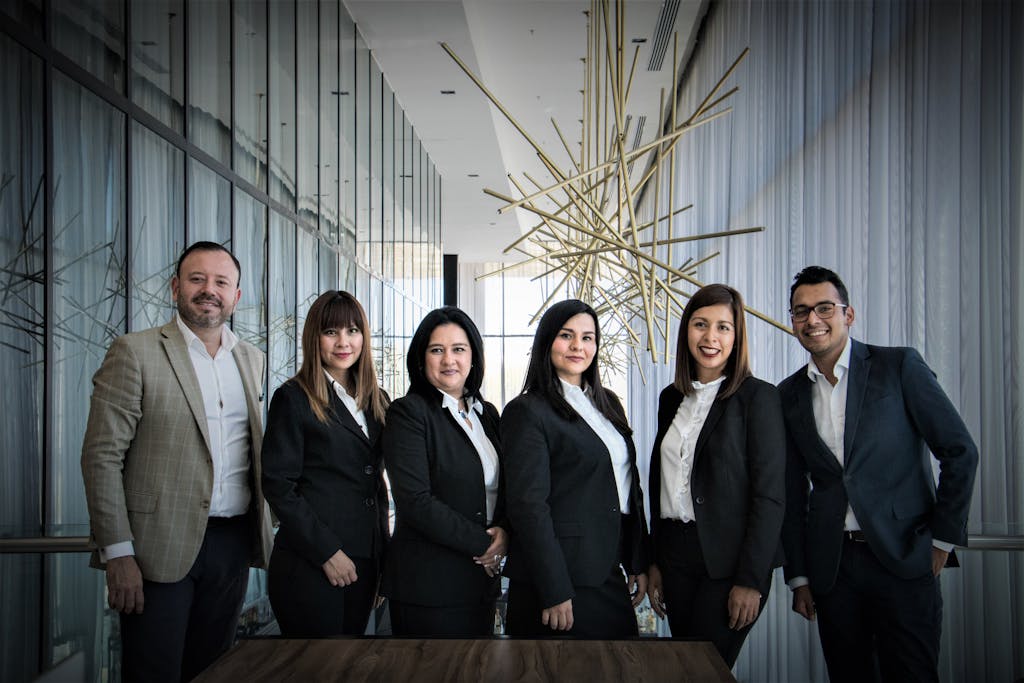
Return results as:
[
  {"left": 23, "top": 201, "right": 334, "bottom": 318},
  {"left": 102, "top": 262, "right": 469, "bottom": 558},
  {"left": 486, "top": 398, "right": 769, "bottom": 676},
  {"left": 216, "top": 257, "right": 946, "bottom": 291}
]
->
[
  {"left": 262, "top": 290, "right": 390, "bottom": 636},
  {"left": 646, "top": 283, "right": 785, "bottom": 666}
]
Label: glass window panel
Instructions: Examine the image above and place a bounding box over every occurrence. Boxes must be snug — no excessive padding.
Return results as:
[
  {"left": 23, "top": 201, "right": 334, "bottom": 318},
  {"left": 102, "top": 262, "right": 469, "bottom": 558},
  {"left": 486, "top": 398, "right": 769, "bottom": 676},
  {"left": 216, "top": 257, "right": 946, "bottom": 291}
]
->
[
  {"left": 130, "top": 0, "right": 184, "bottom": 132},
  {"left": 340, "top": 251, "right": 355, "bottom": 293},
  {"left": 355, "top": 33, "right": 371, "bottom": 266},
  {"left": 0, "top": 554, "right": 41, "bottom": 681},
  {"left": 339, "top": 8, "right": 356, "bottom": 252},
  {"left": 369, "top": 59, "right": 382, "bottom": 275},
  {"left": 296, "top": 0, "right": 318, "bottom": 229},
  {"left": 319, "top": 240, "right": 338, "bottom": 291},
  {"left": 268, "top": 210, "right": 295, "bottom": 393},
  {"left": 0, "top": 35, "right": 44, "bottom": 541},
  {"left": 382, "top": 80, "right": 394, "bottom": 282},
  {"left": 187, "top": 158, "right": 230, "bottom": 245},
  {"left": 295, "top": 227, "right": 318, "bottom": 367},
  {"left": 130, "top": 122, "right": 183, "bottom": 331},
  {"left": 233, "top": 188, "right": 267, "bottom": 352},
  {"left": 53, "top": 0, "right": 125, "bottom": 91},
  {"left": 481, "top": 336, "right": 503, "bottom": 406},
  {"left": 502, "top": 336, "right": 533, "bottom": 408},
  {"left": 269, "top": 0, "right": 296, "bottom": 209},
  {"left": 51, "top": 71, "right": 126, "bottom": 683},
  {"left": 319, "top": 0, "right": 340, "bottom": 243},
  {"left": 187, "top": 0, "right": 230, "bottom": 165},
  {"left": 234, "top": 0, "right": 268, "bottom": 191}
]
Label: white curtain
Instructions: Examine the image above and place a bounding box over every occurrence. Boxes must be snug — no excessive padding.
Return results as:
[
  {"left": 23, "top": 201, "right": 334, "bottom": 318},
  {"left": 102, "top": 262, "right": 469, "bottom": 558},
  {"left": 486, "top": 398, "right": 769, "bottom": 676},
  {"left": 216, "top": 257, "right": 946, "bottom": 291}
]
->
[{"left": 629, "top": 1, "right": 1023, "bottom": 681}]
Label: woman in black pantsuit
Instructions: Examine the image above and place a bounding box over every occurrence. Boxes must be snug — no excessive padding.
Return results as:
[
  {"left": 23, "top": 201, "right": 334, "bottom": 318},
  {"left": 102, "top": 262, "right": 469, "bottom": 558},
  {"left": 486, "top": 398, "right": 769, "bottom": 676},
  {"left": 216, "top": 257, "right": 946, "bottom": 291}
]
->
[
  {"left": 646, "top": 284, "right": 785, "bottom": 667},
  {"left": 501, "top": 299, "right": 648, "bottom": 638},
  {"left": 381, "top": 307, "right": 508, "bottom": 637},
  {"left": 261, "top": 291, "right": 390, "bottom": 637}
]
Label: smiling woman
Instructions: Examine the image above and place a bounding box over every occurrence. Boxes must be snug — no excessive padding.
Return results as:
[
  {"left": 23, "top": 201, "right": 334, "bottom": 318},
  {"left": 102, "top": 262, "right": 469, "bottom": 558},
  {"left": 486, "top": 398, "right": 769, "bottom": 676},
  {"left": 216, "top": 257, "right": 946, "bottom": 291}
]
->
[{"left": 380, "top": 307, "right": 508, "bottom": 637}]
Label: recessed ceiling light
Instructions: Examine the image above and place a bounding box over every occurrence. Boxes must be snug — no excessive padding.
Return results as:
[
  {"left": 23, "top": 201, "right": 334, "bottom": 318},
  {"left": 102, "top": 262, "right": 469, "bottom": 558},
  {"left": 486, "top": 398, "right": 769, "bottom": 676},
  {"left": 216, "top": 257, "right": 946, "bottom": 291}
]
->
[
  {"left": 467, "top": 174, "right": 479, "bottom": 178},
  {"left": 441, "top": 89, "right": 456, "bottom": 95},
  {"left": 632, "top": 38, "right": 647, "bottom": 44}
]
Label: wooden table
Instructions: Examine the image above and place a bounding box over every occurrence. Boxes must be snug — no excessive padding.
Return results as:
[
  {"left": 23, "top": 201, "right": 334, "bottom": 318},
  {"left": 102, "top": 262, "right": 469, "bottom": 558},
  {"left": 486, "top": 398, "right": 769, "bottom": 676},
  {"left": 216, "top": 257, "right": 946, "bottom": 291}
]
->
[{"left": 195, "top": 637, "right": 736, "bottom": 682}]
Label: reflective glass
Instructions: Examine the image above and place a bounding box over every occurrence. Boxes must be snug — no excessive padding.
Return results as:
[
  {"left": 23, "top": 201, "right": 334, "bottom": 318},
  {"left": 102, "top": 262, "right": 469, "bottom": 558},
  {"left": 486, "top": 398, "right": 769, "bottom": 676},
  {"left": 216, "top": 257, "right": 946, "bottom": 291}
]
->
[
  {"left": 355, "top": 33, "right": 371, "bottom": 266},
  {"left": 233, "top": 188, "right": 267, "bottom": 352},
  {"left": 0, "top": 39, "right": 44, "bottom": 683},
  {"left": 187, "top": 158, "right": 231, "bottom": 245},
  {"left": 187, "top": 0, "right": 231, "bottom": 164},
  {"left": 319, "top": 0, "right": 340, "bottom": 243},
  {"left": 295, "top": 227, "right": 318, "bottom": 367},
  {"left": 339, "top": 8, "right": 357, "bottom": 252},
  {"left": 369, "top": 59, "right": 382, "bottom": 275},
  {"left": 319, "top": 240, "right": 339, "bottom": 291},
  {"left": 268, "top": 211, "right": 296, "bottom": 393},
  {"left": 382, "top": 81, "right": 394, "bottom": 282},
  {"left": 53, "top": 0, "right": 125, "bottom": 91},
  {"left": 234, "top": 0, "right": 268, "bottom": 190},
  {"left": 268, "top": 0, "right": 296, "bottom": 209},
  {"left": 296, "top": 0, "right": 318, "bottom": 229},
  {"left": 130, "top": 0, "right": 184, "bottom": 132},
  {"left": 51, "top": 73, "right": 126, "bottom": 683},
  {"left": 130, "top": 122, "right": 183, "bottom": 331},
  {"left": 0, "top": 0, "right": 43, "bottom": 36}
]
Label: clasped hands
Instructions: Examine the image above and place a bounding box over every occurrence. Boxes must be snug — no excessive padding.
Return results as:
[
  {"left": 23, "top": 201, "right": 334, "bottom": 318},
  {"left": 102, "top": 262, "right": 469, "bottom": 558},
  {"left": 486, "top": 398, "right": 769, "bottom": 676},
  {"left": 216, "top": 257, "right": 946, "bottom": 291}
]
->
[{"left": 473, "top": 526, "right": 508, "bottom": 577}]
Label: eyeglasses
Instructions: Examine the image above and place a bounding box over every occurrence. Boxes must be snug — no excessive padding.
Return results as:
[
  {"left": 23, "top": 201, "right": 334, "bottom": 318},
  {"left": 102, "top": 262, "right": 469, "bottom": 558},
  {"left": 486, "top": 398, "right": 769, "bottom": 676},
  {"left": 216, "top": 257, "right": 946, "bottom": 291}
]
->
[{"left": 789, "top": 301, "right": 848, "bottom": 322}]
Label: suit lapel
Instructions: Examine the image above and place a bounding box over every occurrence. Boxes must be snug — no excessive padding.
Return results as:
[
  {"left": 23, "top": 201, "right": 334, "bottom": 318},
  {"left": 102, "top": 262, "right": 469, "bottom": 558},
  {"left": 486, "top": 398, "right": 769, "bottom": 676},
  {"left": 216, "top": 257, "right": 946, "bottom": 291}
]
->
[
  {"left": 843, "top": 340, "right": 870, "bottom": 466},
  {"left": 328, "top": 389, "right": 371, "bottom": 444},
  {"left": 161, "top": 322, "right": 213, "bottom": 455},
  {"left": 792, "top": 372, "right": 844, "bottom": 475}
]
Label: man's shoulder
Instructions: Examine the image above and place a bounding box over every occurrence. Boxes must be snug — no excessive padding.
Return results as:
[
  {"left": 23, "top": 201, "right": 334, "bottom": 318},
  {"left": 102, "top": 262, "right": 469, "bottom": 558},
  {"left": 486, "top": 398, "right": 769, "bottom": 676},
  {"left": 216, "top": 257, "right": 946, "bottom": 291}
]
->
[{"left": 777, "top": 366, "right": 807, "bottom": 394}]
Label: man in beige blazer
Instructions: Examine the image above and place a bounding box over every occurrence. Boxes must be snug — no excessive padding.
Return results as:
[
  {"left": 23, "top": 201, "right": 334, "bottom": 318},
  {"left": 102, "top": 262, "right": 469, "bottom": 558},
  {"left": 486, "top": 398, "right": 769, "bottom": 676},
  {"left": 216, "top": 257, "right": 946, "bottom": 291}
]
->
[{"left": 81, "top": 241, "right": 273, "bottom": 682}]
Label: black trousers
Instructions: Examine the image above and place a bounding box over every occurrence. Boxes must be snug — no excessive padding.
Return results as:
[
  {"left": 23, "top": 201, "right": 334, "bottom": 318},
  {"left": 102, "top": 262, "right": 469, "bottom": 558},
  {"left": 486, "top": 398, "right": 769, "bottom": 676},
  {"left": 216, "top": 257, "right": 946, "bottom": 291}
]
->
[
  {"left": 267, "top": 543, "right": 378, "bottom": 637},
  {"left": 656, "top": 519, "right": 768, "bottom": 668},
  {"left": 506, "top": 565, "right": 639, "bottom": 639},
  {"left": 388, "top": 599, "right": 495, "bottom": 637},
  {"left": 814, "top": 537, "right": 942, "bottom": 683},
  {"left": 120, "top": 514, "right": 252, "bottom": 683}
]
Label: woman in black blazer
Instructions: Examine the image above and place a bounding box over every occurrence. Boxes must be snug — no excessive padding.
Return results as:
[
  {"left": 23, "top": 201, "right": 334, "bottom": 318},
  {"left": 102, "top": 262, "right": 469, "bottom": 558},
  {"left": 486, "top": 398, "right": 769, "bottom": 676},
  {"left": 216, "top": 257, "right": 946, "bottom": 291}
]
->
[
  {"left": 646, "top": 284, "right": 785, "bottom": 667},
  {"left": 261, "top": 291, "right": 390, "bottom": 637},
  {"left": 381, "top": 306, "right": 507, "bottom": 636},
  {"left": 501, "top": 299, "right": 648, "bottom": 638}
]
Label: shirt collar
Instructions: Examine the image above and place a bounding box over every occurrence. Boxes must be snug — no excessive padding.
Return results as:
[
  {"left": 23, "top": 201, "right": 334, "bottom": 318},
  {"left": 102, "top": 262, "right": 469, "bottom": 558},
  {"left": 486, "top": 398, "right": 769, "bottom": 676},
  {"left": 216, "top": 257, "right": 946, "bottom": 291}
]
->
[
  {"left": 806, "top": 335, "right": 852, "bottom": 383},
  {"left": 324, "top": 369, "right": 355, "bottom": 399},
  {"left": 558, "top": 378, "right": 591, "bottom": 397},
  {"left": 175, "top": 314, "right": 238, "bottom": 354},
  {"left": 691, "top": 375, "right": 728, "bottom": 391},
  {"left": 438, "top": 388, "right": 483, "bottom": 415}
]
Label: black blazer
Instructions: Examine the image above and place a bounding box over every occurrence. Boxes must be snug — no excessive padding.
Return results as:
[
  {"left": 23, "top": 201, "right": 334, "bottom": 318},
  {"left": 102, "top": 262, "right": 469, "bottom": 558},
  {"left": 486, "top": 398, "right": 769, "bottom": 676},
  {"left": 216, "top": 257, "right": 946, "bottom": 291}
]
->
[
  {"left": 779, "top": 340, "right": 978, "bottom": 593},
  {"left": 648, "top": 376, "right": 785, "bottom": 594},
  {"left": 500, "top": 392, "right": 648, "bottom": 610},
  {"left": 381, "top": 391, "right": 505, "bottom": 607},
  {"left": 261, "top": 380, "right": 388, "bottom": 566}
]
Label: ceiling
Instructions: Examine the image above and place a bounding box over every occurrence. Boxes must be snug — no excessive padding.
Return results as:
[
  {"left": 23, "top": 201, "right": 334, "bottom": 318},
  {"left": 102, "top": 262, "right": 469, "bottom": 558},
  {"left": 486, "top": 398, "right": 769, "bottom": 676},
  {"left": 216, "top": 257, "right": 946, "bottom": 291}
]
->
[{"left": 345, "top": 0, "right": 707, "bottom": 263}]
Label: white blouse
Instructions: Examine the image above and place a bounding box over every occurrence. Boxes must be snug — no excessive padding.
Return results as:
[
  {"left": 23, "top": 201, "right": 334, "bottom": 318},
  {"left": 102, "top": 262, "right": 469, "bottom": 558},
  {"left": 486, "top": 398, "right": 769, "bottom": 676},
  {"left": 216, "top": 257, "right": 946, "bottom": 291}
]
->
[
  {"left": 324, "top": 370, "right": 368, "bottom": 437},
  {"left": 440, "top": 390, "right": 500, "bottom": 524},
  {"left": 559, "top": 379, "right": 633, "bottom": 511},
  {"left": 659, "top": 375, "right": 727, "bottom": 522}
]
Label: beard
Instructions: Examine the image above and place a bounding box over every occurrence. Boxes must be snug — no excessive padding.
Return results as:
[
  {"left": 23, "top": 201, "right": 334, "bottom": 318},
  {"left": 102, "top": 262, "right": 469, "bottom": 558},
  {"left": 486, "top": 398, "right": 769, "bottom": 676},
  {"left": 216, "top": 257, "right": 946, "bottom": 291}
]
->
[{"left": 177, "top": 294, "right": 232, "bottom": 329}]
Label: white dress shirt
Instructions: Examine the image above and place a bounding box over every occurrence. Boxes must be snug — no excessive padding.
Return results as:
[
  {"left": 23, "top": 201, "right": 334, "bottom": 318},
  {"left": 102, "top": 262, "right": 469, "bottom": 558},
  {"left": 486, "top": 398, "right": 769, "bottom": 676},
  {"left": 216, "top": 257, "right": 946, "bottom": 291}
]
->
[
  {"left": 325, "top": 370, "right": 368, "bottom": 437},
  {"left": 807, "top": 337, "right": 860, "bottom": 533},
  {"left": 658, "top": 375, "right": 727, "bottom": 522},
  {"left": 559, "top": 379, "right": 633, "bottom": 511},
  {"left": 103, "top": 316, "right": 253, "bottom": 561},
  {"left": 440, "top": 390, "right": 500, "bottom": 523}
]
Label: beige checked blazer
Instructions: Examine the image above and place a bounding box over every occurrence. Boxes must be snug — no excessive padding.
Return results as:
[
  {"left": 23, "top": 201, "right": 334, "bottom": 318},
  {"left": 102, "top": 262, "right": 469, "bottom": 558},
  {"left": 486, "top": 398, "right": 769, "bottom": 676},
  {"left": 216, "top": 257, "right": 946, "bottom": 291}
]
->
[{"left": 81, "top": 321, "right": 274, "bottom": 583}]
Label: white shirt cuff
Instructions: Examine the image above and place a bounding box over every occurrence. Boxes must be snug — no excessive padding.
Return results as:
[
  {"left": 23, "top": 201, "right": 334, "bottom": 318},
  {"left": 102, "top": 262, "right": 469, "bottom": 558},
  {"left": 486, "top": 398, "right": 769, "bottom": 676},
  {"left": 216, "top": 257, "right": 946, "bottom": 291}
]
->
[
  {"left": 932, "top": 539, "right": 955, "bottom": 552},
  {"left": 787, "top": 576, "right": 810, "bottom": 590},
  {"left": 99, "top": 541, "right": 135, "bottom": 562}
]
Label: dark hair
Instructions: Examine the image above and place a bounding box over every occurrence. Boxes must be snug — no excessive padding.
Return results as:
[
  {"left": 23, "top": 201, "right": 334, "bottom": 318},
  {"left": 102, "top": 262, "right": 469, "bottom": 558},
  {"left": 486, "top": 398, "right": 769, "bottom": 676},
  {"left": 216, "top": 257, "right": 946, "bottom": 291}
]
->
[
  {"left": 406, "top": 306, "right": 485, "bottom": 401},
  {"left": 521, "top": 299, "right": 630, "bottom": 434},
  {"left": 176, "top": 241, "right": 242, "bottom": 285},
  {"left": 790, "top": 266, "right": 849, "bottom": 306},
  {"left": 294, "top": 291, "right": 389, "bottom": 423},
  {"left": 674, "top": 284, "right": 752, "bottom": 400}
]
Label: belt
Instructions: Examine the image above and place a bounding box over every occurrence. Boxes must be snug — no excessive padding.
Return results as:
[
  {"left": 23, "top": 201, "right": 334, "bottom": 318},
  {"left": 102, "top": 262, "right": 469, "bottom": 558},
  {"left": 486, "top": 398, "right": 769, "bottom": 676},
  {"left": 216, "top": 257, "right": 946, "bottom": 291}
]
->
[{"left": 843, "top": 530, "right": 867, "bottom": 542}]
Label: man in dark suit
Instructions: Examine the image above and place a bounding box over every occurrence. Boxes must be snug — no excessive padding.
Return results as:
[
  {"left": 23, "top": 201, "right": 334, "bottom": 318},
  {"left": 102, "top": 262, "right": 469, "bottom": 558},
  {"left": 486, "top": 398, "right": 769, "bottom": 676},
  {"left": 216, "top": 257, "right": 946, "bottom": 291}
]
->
[{"left": 779, "top": 266, "right": 978, "bottom": 682}]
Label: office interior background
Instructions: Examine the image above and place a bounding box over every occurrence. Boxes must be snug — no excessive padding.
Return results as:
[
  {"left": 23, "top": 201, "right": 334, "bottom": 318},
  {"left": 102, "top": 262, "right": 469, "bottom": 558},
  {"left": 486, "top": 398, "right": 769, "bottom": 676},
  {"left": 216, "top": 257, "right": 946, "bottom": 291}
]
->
[{"left": 0, "top": 1, "right": 1020, "bottom": 681}]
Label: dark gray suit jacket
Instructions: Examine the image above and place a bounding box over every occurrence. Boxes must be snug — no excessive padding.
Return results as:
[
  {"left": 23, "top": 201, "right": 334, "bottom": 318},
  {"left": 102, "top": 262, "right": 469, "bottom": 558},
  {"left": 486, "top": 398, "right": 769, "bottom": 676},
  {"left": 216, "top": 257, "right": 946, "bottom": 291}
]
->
[
  {"left": 648, "top": 376, "right": 786, "bottom": 594},
  {"left": 779, "top": 339, "right": 978, "bottom": 593}
]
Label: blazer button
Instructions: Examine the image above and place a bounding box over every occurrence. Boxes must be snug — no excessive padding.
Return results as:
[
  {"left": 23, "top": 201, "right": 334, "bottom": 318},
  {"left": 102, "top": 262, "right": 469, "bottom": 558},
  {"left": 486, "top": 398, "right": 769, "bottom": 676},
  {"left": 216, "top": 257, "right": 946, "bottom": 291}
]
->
[
  {"left": 364, "top": 498, "right": 375, "bottom": 507},
  {"left": 363, "top": 465, "right": 375, "bottom": 475},
  {"left": 695, "top": 496, "right": 705, "bottom": 505},
  {"left": 611, "top": 507, "right": 618, "bottom": 513},
  {"left": 475, "top": 511, "right": 483, "bottom": 518}
]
